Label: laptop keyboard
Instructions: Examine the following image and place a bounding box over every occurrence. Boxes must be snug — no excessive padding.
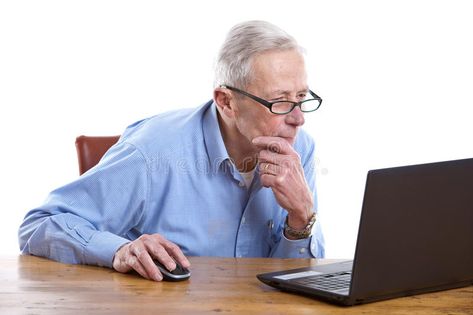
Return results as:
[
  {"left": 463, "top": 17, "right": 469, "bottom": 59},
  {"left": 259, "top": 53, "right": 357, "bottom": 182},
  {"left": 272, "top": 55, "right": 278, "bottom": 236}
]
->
[{"left": 292, "top": 271, "right": 352, "bottom": 293}]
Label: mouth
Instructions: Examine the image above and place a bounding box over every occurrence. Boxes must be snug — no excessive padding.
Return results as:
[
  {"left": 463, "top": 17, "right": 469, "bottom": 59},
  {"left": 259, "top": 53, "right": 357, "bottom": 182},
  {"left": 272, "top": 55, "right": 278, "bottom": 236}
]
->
[{"left": 277, "top": 128, "right": 298, "bottom": 143}]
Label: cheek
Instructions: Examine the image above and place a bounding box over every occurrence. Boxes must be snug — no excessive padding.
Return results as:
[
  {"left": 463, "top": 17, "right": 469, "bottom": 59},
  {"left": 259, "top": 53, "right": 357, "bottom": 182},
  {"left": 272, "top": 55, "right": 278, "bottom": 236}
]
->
[
  {"left": 234, "top": 104, "right": 285, "bottom": 138},
  {"left": 242, "top": 113, "right": 283, "bottom": 137}
]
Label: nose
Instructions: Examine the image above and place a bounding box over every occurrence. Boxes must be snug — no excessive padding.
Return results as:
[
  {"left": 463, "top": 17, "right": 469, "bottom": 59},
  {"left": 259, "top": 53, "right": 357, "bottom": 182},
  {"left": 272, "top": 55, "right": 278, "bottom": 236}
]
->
[{"left": 285, "top": 106, "right": 305, "bottom": 126}]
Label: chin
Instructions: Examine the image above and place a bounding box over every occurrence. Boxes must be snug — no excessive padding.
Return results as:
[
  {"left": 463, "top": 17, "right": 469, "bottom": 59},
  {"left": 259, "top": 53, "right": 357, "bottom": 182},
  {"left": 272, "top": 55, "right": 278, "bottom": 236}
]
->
[{"left": 282, "top": 137, "right": 296, "bottom": 145}]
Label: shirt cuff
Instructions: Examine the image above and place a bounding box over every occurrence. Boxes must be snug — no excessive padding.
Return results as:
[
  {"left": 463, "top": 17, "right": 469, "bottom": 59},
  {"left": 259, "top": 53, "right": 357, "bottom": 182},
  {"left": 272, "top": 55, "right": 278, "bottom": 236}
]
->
[
  {"left": 272, "top": 232, "right": 315, "bottom": 258},
  {"left": 84, "top": 231, "right": 130, "bottom": 268}
]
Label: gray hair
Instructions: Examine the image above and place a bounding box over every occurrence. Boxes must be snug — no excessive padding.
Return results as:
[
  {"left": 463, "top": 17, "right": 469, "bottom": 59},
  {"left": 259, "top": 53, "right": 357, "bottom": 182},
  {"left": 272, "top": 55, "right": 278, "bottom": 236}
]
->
[{"left": 214, "top": 20, "right": 303, "bottom": 89}]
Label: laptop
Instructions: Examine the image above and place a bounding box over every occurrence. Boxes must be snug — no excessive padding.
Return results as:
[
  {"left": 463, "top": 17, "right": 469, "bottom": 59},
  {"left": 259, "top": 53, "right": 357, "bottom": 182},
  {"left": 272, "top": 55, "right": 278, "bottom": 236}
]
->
[{"left": 257, "top": 157, "right": 473, "bottom": 305}]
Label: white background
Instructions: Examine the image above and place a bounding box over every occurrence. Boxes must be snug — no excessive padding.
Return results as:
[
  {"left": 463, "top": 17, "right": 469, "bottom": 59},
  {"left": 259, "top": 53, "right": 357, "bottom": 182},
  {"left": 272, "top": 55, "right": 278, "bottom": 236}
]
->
[{"left": 1, "top": 0, "right": 472, "bottom": 258}]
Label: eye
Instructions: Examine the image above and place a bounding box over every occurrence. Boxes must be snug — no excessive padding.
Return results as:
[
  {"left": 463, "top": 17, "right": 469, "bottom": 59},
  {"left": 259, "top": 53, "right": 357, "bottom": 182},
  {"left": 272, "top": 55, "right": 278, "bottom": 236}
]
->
[{"left": 298, "top": 92, "right": 307, "bottom": 99}]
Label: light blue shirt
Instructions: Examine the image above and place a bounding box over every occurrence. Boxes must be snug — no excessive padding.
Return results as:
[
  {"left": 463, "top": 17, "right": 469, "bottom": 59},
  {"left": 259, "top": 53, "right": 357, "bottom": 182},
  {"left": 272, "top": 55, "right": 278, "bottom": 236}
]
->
[{"left": 18, "top": 101, "right": 325, "bottom": 268}]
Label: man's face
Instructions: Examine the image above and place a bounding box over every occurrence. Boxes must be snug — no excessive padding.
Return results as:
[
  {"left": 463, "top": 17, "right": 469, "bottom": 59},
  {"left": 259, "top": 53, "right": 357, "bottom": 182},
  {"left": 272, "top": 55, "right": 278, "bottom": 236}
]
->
[{"left": 231, "top": 49, "right": 308, "bottom": 147}]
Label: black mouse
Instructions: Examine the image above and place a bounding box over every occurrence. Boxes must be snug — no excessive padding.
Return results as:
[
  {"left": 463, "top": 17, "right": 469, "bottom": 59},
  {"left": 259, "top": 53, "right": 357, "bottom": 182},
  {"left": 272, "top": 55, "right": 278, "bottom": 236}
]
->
[{"left": 153, "top": 259, "right": 191, "bottom": 282}]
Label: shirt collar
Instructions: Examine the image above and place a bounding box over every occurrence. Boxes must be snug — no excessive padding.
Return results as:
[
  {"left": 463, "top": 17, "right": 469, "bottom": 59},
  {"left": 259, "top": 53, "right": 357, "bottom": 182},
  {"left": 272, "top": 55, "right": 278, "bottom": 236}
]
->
[
  {"left": 202, "top": 101, "right": 263, "bottom": 192},
  {"left": 203, "top": 101, "right": 231, "bottom": 171}
]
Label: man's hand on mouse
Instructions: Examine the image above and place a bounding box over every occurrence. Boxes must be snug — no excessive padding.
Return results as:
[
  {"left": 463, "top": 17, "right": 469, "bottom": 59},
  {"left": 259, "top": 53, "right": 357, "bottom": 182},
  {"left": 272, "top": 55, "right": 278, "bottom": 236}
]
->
[
  {"left": 252, "top": 136, "right": 314, "bottom": 234},
  {"left": 112, "top": 233, "right": 190, "bottom": 281}
]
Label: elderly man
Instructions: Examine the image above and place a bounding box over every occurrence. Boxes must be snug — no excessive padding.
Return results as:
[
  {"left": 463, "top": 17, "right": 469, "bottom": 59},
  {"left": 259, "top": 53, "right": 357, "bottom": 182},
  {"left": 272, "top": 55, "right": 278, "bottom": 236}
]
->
[{"left": 19, "top": 20, "right": 325, "bottom": 282}]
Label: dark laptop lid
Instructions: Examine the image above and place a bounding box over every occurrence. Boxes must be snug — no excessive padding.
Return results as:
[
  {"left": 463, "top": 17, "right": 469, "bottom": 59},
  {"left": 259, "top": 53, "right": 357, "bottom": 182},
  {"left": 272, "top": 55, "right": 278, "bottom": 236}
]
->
[
  {"left": 349, "top": 158, "right": 473, "bottom": 303},
  {"left": 257, "top": 158, "right": 473, "bottom": 305}
]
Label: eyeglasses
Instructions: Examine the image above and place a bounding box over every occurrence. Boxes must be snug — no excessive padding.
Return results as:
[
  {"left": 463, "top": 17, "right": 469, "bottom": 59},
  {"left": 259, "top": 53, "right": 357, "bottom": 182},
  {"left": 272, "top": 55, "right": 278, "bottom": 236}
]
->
[{"left": 220, "top": 85, "right": 322, "bottom": 115}]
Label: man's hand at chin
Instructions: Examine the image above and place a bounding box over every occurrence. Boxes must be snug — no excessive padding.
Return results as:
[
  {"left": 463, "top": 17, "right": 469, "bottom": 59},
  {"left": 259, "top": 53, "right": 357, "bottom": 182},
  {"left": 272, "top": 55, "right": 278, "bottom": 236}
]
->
[{"left": 252, "top": 136, "right": 314, "bottom": 232}]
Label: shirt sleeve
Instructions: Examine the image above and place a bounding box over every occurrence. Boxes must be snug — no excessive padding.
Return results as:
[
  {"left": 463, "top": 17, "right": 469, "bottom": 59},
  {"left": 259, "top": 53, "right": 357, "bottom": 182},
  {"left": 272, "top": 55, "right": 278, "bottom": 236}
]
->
[
  {"left": 18, "top": 141, "right": 149, "bottom": 268},
  {"left": 269, "top": 218, "right": 325, "bottom": 258},
  {"left": 268, "top": 134, "right": 326, "bottom": 259}
]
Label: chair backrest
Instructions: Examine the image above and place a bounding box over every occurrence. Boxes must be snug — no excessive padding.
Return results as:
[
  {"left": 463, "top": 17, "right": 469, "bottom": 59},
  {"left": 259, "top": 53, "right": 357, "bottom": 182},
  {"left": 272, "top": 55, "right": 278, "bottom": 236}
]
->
[{"left": 75, "top": 135, "right": 120, "bottom": 175}]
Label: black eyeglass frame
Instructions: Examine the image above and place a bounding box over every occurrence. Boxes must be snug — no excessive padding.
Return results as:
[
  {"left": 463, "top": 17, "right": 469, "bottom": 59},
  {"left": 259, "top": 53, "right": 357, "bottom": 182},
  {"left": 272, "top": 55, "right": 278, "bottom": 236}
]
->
[{"left": 220, "top": 85, "right": 322, "bottom": 115}]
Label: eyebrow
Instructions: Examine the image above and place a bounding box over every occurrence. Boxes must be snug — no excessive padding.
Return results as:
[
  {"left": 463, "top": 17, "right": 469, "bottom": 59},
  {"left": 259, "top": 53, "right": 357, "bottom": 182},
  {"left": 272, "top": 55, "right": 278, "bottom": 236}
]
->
[{"left": 266, "top": 88, "right": 309, "bottom": 97}]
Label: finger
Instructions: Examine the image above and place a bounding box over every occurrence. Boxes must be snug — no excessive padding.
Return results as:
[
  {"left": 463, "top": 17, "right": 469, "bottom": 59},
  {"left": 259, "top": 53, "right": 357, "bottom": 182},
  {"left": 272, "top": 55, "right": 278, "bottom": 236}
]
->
[
  {"left": 130, "top": 242, "right": 162, "bottom": 281},
  {"left": 259, "top": 162, "right": 279, "bottom": 176},
  {"left": 257, "top": 150, "right": 278, "bottom": 165},
  {"left": 142, "top": 234, "right": 190, "bottom": 271},
  {"left": 130, "top": 258, "right": 152, "bottom": 280},
  {"left": 259, "top": 172, "right": 282, "bottom": 188},
  {"left": 149, "top": 245, "right": 177, "bottom": 271},
  {"left": 161, "top": 239, "right": 191, "bottom": 269},
  {"left": 136, "top": 249, "right": 164, "bottom": 281},
  {"left": 125, "top": 250, "right": 155, "bottom": 281},
  {"left": 252, "top": 136, "right": 292, "bottom": 154},
  {"left": 258, "top": 149, "right": 293, "bottom": 167},
  {"left": 139, "top": 234, "right": 176, "bottom": 271}
]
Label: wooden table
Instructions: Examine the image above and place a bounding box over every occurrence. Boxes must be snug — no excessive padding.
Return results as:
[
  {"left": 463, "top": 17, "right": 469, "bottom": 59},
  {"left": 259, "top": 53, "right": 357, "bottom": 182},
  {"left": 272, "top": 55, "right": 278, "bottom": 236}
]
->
[{"left": 1, "top": 255, "right": 472, "bottom": 314}]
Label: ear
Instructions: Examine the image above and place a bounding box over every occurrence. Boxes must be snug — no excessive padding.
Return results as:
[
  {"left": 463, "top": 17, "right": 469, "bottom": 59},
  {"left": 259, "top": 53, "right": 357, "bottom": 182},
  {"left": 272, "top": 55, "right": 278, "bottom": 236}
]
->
[{"left": 213, "top": 87, "right": 236, "bottom": 118}]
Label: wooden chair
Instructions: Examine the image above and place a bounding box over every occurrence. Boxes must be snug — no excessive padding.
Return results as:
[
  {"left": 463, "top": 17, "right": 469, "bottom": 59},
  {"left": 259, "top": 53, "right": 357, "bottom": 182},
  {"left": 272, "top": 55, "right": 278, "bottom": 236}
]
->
[{"left": 75, "top": 135, "right": 120, "bottom": 175}]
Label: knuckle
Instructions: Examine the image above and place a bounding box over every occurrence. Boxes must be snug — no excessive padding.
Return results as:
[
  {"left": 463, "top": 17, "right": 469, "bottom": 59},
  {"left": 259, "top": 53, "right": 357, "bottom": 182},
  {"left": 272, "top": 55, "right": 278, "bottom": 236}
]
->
[
  {"left": 154, "top": 246, "right": 168, "bottom": 258},
  {"left": 282, "top": 167, "right": 289, "bottom": 177},
  {"left": 167, "top": 243, "right": 180, "bottom": 253},
  {"left": 137, "top": 234, "right": 149, "bottom": 241},
  {"left": 129, "top": 240, "right": 143, "bottom": 251},
  {"left": 140, "top": 233, "right": 166, "bottom": 248},
  {"left": 153, "top": 233, "right": 164, "bottom": 242},
  {"left": 127, "top": 256, "right": 138, "bottom": 268},
  {"left": 268, "top": 141, "right": 282, "bottom": 153},
  {"left": 282, "top": 156, "right": 294, "bottom": 166},
  {"left": 275, "top": 175, "right": 285, "bottom": 187},
  {"left": 127, "top": 242, "right": 139, "bottom": 254},
  {"left": 142, "top": 237, "right": 156, "bottom": 248},
  {"left": 260, "top": 175, "right": 269, "bottom": 185},
  {"left": 275, "top": 164, "right": 283, "bottom": 174},
  {"left": 135, "top": 250, "right": 148, "bottom": 261},
  {"left": 138, "top": 234, "right": 151, "bottom": 241}
]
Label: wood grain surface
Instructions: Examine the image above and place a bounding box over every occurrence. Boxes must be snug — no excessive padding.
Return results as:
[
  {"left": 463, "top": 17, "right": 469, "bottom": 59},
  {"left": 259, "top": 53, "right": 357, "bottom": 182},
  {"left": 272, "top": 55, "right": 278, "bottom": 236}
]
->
[{"left": 1, "top": 255, "right": 472, "bottom": 314}]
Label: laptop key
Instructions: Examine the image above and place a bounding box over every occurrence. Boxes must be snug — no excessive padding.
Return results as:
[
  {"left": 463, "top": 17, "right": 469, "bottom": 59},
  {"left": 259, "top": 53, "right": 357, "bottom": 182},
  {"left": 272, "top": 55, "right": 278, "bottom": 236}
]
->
[{"left": 292, "top": 271, "right": 352, "bottom": 292}]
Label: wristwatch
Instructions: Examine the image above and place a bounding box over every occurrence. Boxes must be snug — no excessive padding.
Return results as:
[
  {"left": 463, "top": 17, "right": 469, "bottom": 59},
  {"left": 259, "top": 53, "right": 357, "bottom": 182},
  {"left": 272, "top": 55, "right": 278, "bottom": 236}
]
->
[{"left": 284, "top": 212, "right": 317, "bottom": 239}]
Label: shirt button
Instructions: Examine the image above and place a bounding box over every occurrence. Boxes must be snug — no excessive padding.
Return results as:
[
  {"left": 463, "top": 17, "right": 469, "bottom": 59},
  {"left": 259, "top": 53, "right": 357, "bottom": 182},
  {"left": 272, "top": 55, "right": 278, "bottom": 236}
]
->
[
  {"left": 299, "top": 248, "right": 306, "bottom": 254},
  {"left": 239, "top": 181, "right": 245, "bottom": 187},
  {"left": 241, "top": 217, "right": 246, "bottom": 224}
]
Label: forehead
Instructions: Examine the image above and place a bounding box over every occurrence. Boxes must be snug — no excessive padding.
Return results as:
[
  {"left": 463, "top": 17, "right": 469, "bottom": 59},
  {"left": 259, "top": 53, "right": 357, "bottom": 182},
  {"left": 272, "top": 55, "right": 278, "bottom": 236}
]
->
[{"left": 249, "top": 49, "right": 307, "bottom": 94}]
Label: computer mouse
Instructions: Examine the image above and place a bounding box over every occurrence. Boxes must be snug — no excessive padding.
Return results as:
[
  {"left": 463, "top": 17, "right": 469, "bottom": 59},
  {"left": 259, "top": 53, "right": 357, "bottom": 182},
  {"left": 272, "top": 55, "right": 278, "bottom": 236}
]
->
[{"left": 153, "top": 259, "right": 191, "bottom": 282}]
